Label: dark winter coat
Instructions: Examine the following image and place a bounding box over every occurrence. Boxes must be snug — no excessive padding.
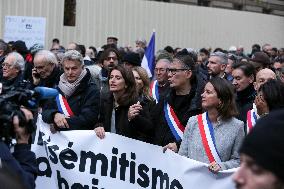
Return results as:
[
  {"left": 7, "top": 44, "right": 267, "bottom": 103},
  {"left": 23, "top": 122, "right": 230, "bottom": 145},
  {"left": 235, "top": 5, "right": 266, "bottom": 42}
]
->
[
  {"left": 102, "top": 94, "right": 154, "bottom": 143},
  {"left": 32, "top": 66, "right": 62, "bottom": 89},
  {"left": 133, "top": 77, "right": 205, "bottom": 147},
  {"left": 235, "top": 84, "right": 256, "bottom": 126},
  {"left": 42, "top": 69, "right": 100, "bottom": 130},
  {"left": 0, "top": 142, "right": 37, "bottom": 189}
]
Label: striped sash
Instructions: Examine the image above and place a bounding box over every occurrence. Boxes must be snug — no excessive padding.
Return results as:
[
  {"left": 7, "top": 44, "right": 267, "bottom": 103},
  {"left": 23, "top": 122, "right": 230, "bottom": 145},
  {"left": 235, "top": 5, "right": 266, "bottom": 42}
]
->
[
  {"left": 56, "top": 94, "right": 74, "bottom": 117},
  {"left": 164, "top": 102, "right": 185, "bottom": 141},
  {"left": 246, "top": 109, "right": 257, "bottom": 134},
  {"left": 150, "top": 80, "right": 159, "bottom": 103},
  {"left": 197, "top": 112, "right": 221, "bottom": 164}
]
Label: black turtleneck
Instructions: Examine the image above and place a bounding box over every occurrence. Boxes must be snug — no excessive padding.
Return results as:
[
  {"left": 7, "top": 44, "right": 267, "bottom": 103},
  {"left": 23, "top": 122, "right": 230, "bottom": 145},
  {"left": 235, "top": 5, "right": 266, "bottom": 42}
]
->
[
  {"left": 236, "top": 84, "right": 256, "bottom": 103},
  {"left": 236, "top": 84, "right": 256, "bottom": 124}
]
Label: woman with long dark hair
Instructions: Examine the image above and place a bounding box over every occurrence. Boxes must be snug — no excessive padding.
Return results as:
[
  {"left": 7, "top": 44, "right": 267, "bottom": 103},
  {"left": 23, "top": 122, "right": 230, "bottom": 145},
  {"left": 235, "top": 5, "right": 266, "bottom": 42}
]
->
[
  {"left": 179, "top": 77, "right": 245, "bottom": 172},
  {"left": 95, "top": 65, "right": 151, "bottom": 142}
]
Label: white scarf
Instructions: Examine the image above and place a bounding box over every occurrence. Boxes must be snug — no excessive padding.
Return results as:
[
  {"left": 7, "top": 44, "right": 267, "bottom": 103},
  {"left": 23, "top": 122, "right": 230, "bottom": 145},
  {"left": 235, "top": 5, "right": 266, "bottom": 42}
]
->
[{"left": 58, "top": 69, "right": 87, "bottom": 98}]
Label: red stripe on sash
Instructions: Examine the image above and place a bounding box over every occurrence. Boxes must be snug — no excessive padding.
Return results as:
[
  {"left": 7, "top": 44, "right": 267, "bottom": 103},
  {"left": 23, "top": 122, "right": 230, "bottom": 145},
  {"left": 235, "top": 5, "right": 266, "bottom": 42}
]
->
[
  {"left": 197, "top": 114, "right": 215, "bottom": 163},
  {"left": 150, "top": 81, "right": 154, "bottom": 96},
  {"left": 169, "top": 107, "right": 185, "bottom": 133},
  {"left": 62, "top": 96, "right": 74, "bottom": 116},
  {"left": 247, "top": 110, "right": 253, "bottom": 132}
]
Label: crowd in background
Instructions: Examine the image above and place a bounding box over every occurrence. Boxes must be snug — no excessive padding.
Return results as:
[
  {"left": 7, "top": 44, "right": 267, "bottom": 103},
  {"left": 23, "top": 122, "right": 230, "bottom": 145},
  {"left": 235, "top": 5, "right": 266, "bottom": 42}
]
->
[{"left": 0, "top": 36, "right": 284, "bottom": 189}]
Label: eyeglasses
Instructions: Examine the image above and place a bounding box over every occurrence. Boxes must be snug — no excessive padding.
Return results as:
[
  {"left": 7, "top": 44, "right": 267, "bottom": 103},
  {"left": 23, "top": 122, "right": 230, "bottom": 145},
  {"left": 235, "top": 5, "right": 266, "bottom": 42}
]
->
[
  {"left": 106, "top": 56, "right": 118, "bottom": 61},
  {"left": 167, "top": 68, "right": 190, "bottom": 75},
  {"left": 2, "top": 63, "right": 13, "bottom": 69}
]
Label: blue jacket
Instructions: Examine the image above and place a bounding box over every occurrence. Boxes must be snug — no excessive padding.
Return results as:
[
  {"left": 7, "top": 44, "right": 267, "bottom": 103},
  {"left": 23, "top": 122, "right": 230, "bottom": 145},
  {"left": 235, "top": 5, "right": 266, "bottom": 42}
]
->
[{"left": 0, "top": 142, "right": 37, "bottom": 189}]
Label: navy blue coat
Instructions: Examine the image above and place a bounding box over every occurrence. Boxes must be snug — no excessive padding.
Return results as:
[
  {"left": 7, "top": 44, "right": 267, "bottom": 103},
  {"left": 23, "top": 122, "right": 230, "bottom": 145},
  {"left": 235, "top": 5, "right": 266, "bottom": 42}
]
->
[{"left": 0, "top": 142, "right": 37, "bottom": 189}]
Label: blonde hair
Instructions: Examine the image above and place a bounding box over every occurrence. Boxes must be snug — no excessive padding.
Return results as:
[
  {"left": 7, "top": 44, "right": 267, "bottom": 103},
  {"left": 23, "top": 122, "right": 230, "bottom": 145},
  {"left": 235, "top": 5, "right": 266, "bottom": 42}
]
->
[{"left": 132, "top": 66, "right": 152, "bottom": 100}]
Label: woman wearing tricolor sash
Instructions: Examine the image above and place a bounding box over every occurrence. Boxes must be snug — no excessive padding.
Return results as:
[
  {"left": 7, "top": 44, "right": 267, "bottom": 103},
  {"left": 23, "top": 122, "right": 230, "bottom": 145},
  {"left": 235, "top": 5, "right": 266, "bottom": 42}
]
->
[{"left": 179, "top": 78, "right": 245, "bottom": 172}]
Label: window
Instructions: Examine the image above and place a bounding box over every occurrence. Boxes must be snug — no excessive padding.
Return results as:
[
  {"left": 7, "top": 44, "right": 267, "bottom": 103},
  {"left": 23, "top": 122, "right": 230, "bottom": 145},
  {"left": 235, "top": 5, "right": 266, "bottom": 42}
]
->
[{"left": 64, "top": 0, "right": 76, "bottom": 26}]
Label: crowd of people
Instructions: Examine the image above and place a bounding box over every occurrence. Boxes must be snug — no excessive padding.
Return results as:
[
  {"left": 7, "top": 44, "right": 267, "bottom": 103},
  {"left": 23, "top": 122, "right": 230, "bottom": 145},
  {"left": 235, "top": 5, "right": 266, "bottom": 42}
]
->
[{"left": 0, "top": 37, "right": 284, "bottom": 189}]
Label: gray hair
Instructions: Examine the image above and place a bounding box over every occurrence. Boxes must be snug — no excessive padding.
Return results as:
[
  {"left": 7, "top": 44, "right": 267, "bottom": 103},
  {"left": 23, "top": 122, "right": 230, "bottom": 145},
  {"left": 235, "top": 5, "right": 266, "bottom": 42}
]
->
[
  {"left": 34, "top": 50, "right": 58, "bottom": 65},
  {"left": 210, "top": 51, "right": 228, "bottom": 64},
  {"left": 156, "top": 58, "right": 171, "bottom": 65},
  {"left": 62, "top": 50, "right": 84, "bottom": 65},
  {"left": 6, "top": 52, "right": 25, "bottom": 71}
]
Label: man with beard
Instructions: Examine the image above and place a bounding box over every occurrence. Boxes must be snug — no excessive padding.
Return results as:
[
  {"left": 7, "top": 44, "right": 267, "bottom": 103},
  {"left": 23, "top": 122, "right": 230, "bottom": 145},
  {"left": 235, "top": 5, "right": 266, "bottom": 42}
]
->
[{"left": 207, "top": 51, "right": 230, "bottom": 80}]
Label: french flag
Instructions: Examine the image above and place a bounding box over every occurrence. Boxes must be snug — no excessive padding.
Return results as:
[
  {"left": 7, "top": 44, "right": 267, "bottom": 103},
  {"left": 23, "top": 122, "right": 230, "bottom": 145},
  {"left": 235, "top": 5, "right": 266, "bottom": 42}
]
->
[{"left": 141, "top": 31, "right": 155, "bottom": 78}]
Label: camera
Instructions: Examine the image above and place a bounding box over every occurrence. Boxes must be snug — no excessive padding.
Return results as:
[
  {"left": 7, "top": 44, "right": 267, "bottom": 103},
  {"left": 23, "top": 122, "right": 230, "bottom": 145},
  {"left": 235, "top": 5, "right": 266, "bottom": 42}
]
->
[{"left": 0, "top": 86, "right": 58, "bottom": 145}]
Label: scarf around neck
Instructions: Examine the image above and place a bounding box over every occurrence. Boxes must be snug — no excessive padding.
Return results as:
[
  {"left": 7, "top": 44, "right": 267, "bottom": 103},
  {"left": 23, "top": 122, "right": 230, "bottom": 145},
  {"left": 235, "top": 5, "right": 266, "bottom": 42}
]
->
[{"left": 58, "top": 69, "right": 87, "bottom": 98}]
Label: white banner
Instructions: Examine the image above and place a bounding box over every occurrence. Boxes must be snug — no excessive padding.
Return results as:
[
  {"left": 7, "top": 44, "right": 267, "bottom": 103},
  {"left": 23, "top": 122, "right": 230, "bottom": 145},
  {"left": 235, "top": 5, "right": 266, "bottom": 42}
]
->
[
  {"left": 4, "top": 16, "right": 46, "bottom": 48},
  {"left": 32, "top": 117, "right": 236, "bottom": 189}
]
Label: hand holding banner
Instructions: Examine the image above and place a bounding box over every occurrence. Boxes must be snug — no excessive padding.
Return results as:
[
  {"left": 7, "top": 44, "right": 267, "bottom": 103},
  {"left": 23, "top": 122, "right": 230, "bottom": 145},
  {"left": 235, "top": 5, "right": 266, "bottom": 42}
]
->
[{"left": 32, "top": 116, "right": 236, "bottom": 189}]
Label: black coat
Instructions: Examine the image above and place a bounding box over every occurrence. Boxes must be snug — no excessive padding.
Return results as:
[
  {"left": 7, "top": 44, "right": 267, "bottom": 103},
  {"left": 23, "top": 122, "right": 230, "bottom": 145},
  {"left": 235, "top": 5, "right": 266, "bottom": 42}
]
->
[
  {"left": 32, "top": 66, "right": 62, "bottom": 89},
  {"left": 150, "top": 84, "right": 203, "bottom": 147},
  {"left": 42, "top": 69, "right": 100, "bottom": 130},
  {"left": 0, "top": 142, "right": 37, "bottom": 189},
  {"left": 102, "top": 94, "right": 154, "bottom": 143},
  {"left": 0, "top": 72, "right": 25, "bottom": 89},
  {"left": 236, "top": 84, "right": 256, "bottom": 126},
  {"left": 134, "top": 78, "right": 205, "bottom": 147}
]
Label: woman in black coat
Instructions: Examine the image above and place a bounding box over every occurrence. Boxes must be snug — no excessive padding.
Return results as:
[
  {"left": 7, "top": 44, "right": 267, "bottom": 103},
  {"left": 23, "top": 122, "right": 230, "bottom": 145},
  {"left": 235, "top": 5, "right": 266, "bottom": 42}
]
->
[
  {"left": 94, "top": 65, "right": 152, "bottom": 142},
  {"left": 130, "top": 66, "right": 156, "bottom": 143}
]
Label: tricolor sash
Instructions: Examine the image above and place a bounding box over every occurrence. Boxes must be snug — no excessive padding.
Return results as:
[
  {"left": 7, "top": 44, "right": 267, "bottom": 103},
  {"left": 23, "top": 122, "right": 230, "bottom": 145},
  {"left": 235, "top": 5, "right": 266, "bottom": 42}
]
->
[
  {"left": 197, "top": 112, "right": 221, "bottom": 164},
  {"left": 150, "top": 80, "right": 159, "bottom": 103},
  {"left": 56, "top": 94, "right": 74, "bottom": 117},
  {"left": 246, "top": 109, "right": 257, "bottom": 134},
  {"left": 164, "top": 102, "right": 185, "bottom": 141}
]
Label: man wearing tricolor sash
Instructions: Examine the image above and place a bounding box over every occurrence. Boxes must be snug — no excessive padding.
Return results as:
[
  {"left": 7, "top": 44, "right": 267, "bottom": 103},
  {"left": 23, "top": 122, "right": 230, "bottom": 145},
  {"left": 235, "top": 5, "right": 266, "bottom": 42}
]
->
[
  {"left": 42, "top": 50, "right": 100, "bottom": 130},
  {"left": 150, "top": 58, "right": 171, "bottom": 103},
  {"left": 179, "top": 78, "right": 244, "bottom": 172},
  {"left": 148, "top": 54, "right": 204, "bottom": 149}
]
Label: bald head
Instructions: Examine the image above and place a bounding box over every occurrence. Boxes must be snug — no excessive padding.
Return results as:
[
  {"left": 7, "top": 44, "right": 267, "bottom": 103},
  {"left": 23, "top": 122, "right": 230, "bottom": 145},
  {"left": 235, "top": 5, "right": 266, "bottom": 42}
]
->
[{"left": 254, "top": 68, "right": 276, "bottom": 91}]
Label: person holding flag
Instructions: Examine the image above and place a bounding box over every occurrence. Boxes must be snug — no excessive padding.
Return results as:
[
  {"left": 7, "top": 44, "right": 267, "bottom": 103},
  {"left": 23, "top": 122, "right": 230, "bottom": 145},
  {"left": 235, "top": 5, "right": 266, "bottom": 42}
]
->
[
  {"left": 42, "top": 50, "right": 100, "bottom": 130},
  {"left": 178, "top": 77, "right": 245, "bottom": 172}
]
